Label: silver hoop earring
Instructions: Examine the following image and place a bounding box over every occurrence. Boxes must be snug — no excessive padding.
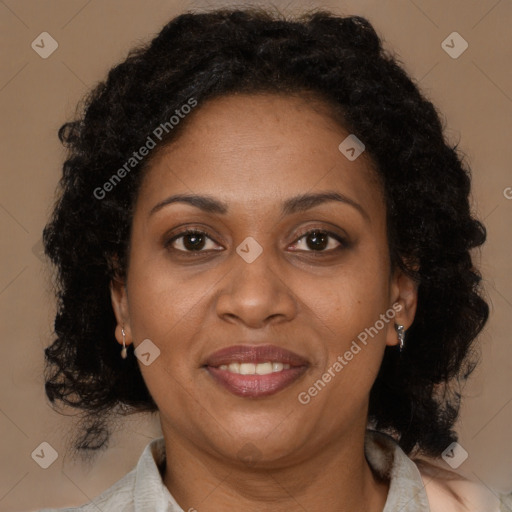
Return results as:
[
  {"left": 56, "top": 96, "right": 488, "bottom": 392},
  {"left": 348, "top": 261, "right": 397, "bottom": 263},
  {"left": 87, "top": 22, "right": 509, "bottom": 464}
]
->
[
  {"left": 395, "top": 324, "right": 405, "bottom": 352},
  {"left": 121, "top": 327, "right": 127, "bottom": 359}
]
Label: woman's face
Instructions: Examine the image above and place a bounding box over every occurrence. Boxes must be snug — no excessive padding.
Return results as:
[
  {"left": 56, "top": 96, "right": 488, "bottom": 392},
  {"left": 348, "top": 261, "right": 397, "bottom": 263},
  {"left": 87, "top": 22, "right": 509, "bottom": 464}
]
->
[{"left": 112, "top": 93, "right": 417, "bottom": 466}]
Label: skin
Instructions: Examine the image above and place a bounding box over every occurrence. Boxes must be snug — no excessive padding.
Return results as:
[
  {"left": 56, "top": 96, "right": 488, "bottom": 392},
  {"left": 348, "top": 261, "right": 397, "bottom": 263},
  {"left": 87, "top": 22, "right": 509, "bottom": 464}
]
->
[{"left": 111, "top": 93, "right": 418, "bottom": 512}]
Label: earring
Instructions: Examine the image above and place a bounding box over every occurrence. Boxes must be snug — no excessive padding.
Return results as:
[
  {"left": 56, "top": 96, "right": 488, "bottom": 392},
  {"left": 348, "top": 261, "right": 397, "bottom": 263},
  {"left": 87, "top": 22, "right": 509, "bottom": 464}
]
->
[
  {"left": 121, "top": 327, "right": 127, "bottom": 359},
  {"left": 395, "top": 324, "right": 405, "bottom": 352}
]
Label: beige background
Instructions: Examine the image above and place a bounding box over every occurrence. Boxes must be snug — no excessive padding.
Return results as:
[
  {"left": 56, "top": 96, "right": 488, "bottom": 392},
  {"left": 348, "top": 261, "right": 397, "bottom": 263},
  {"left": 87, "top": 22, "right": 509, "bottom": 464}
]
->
[{"left": 0, "top": 0, "right": 511, "bottom": 510}]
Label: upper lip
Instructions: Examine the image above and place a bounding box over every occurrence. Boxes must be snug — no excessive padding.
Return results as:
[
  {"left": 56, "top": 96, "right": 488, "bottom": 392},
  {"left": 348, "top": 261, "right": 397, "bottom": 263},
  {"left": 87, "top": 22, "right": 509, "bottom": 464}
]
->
[{"left": 204, "top": 344, "right": 309, "bottom": 368}]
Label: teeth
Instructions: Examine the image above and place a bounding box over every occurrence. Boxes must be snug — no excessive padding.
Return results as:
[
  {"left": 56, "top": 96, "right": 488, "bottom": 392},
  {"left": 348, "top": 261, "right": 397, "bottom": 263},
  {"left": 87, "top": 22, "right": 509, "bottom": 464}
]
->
[
  {"left": 217, "top": 361, "right": 291, "bottom": 374},
  {"left": 256, "top": 362, "right": 274, "bottom": 374},
  {"left": 272, "top": 362, "right": 284, "bottom": 372},
  {"left": 239, "top": 363, "right": 256, "bottom": 375},
  {"left": 228, "top": 362, "right": 240, "bottom": 373}
]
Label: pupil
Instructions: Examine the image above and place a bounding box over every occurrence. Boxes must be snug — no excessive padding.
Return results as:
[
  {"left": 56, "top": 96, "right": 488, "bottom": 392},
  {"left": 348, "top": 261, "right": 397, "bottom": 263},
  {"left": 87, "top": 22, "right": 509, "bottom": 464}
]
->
[
  {"left": 184, "top": 233, "right": 205, "bottom": 251},
  {"left": 307, "top": 231, "right": 327, "bottom": 250},
  {"left": 182, "top": 232, "right": 328, "bottom": 251}
]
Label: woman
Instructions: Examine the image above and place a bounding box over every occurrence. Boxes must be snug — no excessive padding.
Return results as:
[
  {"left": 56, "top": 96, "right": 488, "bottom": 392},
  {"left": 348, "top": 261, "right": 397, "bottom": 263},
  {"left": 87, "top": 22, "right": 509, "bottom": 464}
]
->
[{"left": 39, "top": 7, "right": 507, "bottom": 511}]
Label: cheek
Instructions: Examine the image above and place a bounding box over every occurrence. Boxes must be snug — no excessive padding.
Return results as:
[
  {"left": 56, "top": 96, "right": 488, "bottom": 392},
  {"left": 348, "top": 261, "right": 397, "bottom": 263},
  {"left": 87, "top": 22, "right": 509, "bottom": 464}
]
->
[
  {"left": 124, "top": 258, "right": 209, "bottom": 407},
  {"left": 304, "top": 250, "right": 390, "bottom": 339},
  {"left": 126, "top": 252, "right": 216, "bottom": 341},
  {"left": 299, "top": 249, "right": 391, "bottom": 392}
]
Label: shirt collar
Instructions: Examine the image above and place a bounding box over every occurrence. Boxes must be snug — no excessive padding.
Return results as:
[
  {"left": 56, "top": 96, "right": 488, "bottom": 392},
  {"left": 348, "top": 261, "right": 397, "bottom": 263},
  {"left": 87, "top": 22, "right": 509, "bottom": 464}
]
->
[
  {"left": 133, "top": 429, "right": 430, "bottom": 512},
  {"left": 365, "top": 429, "right": 430, "bottom": 511},
  {"left": 133, "top": 436, "right": 183, "bottom": 512}
]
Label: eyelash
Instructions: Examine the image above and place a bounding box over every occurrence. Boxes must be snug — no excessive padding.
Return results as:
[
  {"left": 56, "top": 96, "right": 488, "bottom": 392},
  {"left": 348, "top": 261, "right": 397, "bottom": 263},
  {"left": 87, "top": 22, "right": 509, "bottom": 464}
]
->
[{"left": 164, "top": 227, "right": 348, "bottom": 255}]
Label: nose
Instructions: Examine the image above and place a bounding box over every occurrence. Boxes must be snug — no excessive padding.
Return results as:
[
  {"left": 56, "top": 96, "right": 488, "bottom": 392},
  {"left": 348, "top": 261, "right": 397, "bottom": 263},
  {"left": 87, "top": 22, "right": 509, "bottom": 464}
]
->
[{"left": 215, "top": 247, "right": 298, "bottom": 329}]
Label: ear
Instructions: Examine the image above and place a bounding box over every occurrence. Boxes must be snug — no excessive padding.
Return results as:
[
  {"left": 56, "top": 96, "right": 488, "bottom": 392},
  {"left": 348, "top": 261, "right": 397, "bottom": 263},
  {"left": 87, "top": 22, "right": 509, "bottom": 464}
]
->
[
  {"left": 385, "top": 266, "right": 418, "bottom": 348},
  {"left": 110, "top": 276, "right": 132, "bottom": 348}
]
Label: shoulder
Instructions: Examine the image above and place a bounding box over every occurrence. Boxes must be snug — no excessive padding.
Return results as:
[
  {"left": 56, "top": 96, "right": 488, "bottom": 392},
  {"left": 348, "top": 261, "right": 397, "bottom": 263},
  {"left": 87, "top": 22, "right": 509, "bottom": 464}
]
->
[
  {"left": 414, "top": 458, "right": 503, "bottom": 512},
  {"left": 38, "top": 466, "right": 137, "bottom": 511},
  {"left": 365, "top": 430, "right": 509, "bottom": 512},
  {"left": 37, "top": 436, "right": 169, "bottom": 512}
]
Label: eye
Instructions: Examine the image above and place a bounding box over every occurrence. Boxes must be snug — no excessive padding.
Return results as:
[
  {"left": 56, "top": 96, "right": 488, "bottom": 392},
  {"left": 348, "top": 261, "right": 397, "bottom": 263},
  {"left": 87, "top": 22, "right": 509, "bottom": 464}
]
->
[
  {"left": 289, "top": 228, "right": 346, "bottom": 253},
  {"left": 165, "top": 229, "right": 222, "bottom": 253},
  {"left": 164, "top": 227, "right": 348, "bottom": 255}
]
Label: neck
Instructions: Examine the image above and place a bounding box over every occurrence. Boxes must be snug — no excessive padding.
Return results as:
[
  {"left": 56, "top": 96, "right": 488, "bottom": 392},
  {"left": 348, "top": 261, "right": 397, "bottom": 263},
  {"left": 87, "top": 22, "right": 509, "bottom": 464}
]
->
[{"left": 161, "top": 425, "right": 389, "bottom": 512}]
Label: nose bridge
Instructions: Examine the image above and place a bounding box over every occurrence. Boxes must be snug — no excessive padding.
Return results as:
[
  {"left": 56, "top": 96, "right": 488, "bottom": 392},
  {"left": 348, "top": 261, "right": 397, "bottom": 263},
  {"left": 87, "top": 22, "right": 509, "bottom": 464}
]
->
[
  {"left": 215, "top": 235, "right": 297, "bottom": 326},
  {"left": 232, "top": 234, "right": 280, "bottom": 294}
]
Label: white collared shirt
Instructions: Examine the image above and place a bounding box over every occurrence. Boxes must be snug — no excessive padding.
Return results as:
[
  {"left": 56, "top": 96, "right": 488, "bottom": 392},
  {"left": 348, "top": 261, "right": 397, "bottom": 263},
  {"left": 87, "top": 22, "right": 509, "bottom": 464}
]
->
[{"left": 39, "top": 430, "right": 509, "bottom": 511}]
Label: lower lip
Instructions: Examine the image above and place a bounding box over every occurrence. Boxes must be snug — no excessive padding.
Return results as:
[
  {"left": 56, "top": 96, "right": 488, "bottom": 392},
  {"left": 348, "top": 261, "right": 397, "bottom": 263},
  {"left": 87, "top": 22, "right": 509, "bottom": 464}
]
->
[{"left": 205, "top": 365, "right": 308, "bottom": 398}]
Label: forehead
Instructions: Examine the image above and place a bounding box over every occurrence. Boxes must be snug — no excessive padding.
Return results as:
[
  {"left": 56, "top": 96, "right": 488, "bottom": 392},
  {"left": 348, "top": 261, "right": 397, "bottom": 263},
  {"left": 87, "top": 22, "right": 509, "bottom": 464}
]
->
[{"left": 137, "top": 93, "right": 384, "bottom": 217}]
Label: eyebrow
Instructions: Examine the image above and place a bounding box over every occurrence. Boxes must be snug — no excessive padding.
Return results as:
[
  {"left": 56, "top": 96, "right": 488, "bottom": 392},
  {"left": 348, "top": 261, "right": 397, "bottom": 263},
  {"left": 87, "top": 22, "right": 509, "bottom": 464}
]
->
[{"left": 149, "top": 191, "right": 370, "bottom": 222}]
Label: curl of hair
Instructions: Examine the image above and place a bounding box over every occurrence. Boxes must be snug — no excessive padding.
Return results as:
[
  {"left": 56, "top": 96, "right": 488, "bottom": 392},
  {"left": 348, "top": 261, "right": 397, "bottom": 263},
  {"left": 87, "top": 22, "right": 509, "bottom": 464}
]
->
[{"left": 43, "top": 7, "right": 488, "bottom": 458}]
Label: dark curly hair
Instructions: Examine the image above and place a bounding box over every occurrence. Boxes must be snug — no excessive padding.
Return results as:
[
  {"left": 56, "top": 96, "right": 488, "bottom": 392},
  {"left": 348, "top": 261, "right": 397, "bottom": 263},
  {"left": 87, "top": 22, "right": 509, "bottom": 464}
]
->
[{"left": 42, "top": 6, "right": 489, "bottom": 459}]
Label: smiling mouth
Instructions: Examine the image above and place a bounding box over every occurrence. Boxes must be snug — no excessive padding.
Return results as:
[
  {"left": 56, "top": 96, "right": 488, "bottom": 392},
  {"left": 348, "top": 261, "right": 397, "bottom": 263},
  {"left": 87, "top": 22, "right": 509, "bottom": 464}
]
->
[
  {"left": 202, "top": 343, "right": 310, "bottom": 397},
  {"left": 204, "top": 363, "right": 309, "bottom": 398},
  {"left": 214, "top": 361, "right": 293, "bottom": 374}
]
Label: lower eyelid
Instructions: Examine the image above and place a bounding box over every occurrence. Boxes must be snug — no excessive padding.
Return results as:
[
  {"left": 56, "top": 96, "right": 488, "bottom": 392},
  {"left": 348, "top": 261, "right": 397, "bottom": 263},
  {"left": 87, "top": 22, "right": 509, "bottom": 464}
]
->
[
  {"left": 292, "top": 232, "right": 346, "bottom": 251},
  {"left": 166, "top": 231, "right": 219, "bottom": 251},
  {"left": 166, "top": 229, "right": 347, "bottom": 253}
]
